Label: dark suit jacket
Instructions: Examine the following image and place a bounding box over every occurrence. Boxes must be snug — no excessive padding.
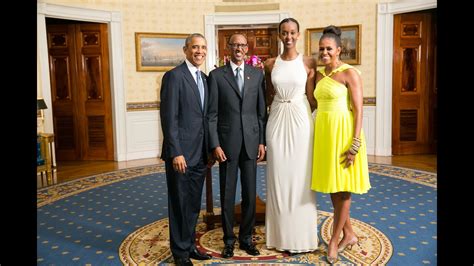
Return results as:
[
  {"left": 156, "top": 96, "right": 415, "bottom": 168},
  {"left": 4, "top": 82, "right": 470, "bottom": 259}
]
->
[
  {"left": 160, "top": 62, "right": 209, "bottom": 166},
  {"left": 207, "top": 63, "right": 266, "bottom": 160}
]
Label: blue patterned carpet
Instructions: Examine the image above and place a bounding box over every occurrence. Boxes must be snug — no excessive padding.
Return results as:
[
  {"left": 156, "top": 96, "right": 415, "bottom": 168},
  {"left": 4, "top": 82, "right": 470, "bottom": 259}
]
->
[{"left": 37, "top": 163, "right": 436, "bottom": 265}]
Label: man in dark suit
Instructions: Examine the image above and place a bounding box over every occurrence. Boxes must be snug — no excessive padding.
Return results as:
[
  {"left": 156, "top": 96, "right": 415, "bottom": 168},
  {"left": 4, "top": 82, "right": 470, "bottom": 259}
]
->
[
  {"left": 160, "top": 33, "right": 212, "bottom": 266},
  {"left": 207, "top": 33, "right": 266, "bottom": 258}
]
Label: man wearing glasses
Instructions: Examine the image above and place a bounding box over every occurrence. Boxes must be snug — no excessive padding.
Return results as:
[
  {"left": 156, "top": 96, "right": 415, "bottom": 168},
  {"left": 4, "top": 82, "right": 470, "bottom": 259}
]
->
[{"left": 207, "top": 33, "right": 267, "bottom": 258}]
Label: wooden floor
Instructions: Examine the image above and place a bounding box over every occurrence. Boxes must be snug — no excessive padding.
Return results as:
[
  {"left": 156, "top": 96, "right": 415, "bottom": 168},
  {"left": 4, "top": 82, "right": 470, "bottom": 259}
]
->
[{"left": 38, "top": 154, "right": 436, "bottom": 188}]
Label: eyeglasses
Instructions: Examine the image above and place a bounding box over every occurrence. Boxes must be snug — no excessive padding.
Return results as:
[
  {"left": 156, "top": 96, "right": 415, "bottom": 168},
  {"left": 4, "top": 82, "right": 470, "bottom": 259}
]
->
[{"left": 228, "top": 43, "right": 248, "bottom": 49}]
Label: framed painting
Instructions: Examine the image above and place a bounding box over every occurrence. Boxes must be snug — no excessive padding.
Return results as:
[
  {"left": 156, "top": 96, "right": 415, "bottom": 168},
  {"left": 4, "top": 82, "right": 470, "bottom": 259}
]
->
[
  {"left": 305, "top": 25, "right": 361, "bottom": 65},
  {"left": 135, "top": 32, "right": 188, "bottom": 71}
]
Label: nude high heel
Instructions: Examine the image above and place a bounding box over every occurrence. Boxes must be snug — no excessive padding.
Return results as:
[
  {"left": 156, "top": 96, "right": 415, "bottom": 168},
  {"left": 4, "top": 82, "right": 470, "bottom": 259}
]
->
[
  {"left": 338, "top": 236, "right": 359, "bottom": 252},
  {"left": 326, "top": 253, "right": 339, "bottom": 264},
  {"left": 326, "top": 244, "right": 339, "bottom": 264}
]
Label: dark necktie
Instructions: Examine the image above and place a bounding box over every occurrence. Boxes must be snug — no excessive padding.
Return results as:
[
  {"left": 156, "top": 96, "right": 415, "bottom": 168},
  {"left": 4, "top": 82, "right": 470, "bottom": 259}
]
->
[
  {"left": 235, "top": 67, "right": 244, "bottom": 94},
  {"left": 196, "top": 70, "right": 204, "bottom": 109}
]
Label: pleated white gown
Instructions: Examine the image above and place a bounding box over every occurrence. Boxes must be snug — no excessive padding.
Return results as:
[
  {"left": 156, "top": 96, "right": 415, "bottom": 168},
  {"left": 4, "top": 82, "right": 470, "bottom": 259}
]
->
[{"left": 265, "top": 54, "right": 318, "bottom": 252}]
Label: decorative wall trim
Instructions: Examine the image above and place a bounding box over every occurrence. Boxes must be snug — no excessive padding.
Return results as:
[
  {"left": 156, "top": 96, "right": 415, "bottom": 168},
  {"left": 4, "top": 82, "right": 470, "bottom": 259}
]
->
[
  {"left": 125, "top": 106, "right": 375, "bottom": 160},
  {"left": 126, "top": 99, "right": 375, "bottom": 111},
  {"left": 126, "top": 111, "right": 162, "bottom": 160},
  {"left": 127, "top": 102, "right": 160, "bottom": 111},
  {"left": 375, "top": 0, "right": 436, "bottom": 156},
  {"left": 37, "top": 3, "right": 127, "bottom": 161},
  {"left": 215, "top": 4, "right": 279, "bottom": 12},
  {"left": 363, "top": 97, "right": 376, "bottom": 106},
  {"left": 223, "top": 0, "right": 272, "bottom": 2},
  {"left": 204, "top": 11, "right": 290, "bottom": 73}
]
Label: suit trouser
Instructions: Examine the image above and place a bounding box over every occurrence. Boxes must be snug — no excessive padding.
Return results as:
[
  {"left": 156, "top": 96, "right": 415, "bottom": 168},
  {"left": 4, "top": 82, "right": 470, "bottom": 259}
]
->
[
  {"left": 219, "top": 143, "right": 257, "bottom": 246},
  {"left": 165, "top": 157, "right": 206, "bottom": 258}
]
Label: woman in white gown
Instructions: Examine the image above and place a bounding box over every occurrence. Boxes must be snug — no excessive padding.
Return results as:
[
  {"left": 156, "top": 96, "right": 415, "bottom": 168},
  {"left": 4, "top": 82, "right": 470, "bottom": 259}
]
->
[{"left": 264, "top": 18, "right": 319, "bottom": 253}]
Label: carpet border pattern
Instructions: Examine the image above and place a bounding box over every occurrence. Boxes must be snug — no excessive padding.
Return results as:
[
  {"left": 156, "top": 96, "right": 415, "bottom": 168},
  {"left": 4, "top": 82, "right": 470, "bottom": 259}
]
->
[
  {"left": 37, "top": 164, "right": 165, "bottom": 208},
  {"left": 37, "top": 163, "right": 436, "bottom": 208}
]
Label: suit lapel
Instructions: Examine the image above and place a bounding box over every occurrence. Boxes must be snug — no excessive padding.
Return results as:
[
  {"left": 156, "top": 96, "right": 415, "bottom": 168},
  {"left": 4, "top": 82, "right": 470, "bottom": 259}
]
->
[
  {"left": 180, "top": 63, "right": 203, "bottom": 112},
  {"left": 223, "top": 63, "right": 242, "bottom": 99}
]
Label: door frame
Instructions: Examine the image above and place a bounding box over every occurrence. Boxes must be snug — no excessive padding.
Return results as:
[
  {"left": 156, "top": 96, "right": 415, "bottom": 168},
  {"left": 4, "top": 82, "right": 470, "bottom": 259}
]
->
[
  {"left": 204, "top": 11, "right": 289, "bottom": 72},
  {"left": 37, "top": 3, "right": 127, "bottom": 161},
  {"left": 375, "top": 0, "right": 436, "bottom": 156}
]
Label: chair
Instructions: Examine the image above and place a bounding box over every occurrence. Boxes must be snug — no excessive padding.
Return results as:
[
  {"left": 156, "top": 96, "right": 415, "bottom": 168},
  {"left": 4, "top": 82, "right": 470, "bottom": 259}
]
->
[{"left": 37, "top": 133, "right": 55, "bottom": 186}]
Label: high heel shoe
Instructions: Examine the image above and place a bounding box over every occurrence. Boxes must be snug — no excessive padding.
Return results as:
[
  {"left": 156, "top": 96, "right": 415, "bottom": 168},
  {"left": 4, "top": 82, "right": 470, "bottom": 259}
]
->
[
  {"left": 338, "top": 236, "right": 358, "bottom": 252},
  {"left": 326, "top": 245, "right": 339, "bottom": 264},
  {"left": 326, "top": 254, "right": 338, "bottom": 264}
]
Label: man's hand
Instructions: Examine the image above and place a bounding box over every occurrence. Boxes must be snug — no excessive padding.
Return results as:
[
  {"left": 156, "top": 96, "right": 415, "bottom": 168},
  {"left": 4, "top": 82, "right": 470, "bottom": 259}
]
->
[
  {"left": 213, "top": 146, "right": 227, "bottom": 163},
  {"left": 207, "top": 155, "right": 216, "bottom": 168},
  {"left": 172, "top": 155, "right": 187, "bottom": 174},
  {"left": 257, "top": 144, "right": 266, "bottom": 162}
]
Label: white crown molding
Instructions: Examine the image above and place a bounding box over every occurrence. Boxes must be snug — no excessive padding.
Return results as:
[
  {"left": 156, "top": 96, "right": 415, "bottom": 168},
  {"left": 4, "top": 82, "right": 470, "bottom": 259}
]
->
[
  {"left": 37, "top": 3, "right": 127, "bottom": 161},
  {"left": 37, "top": 3, "right": 113, "bottom": 22},
  {"left": 375, "top": 0, "right": 436, "bottom": 156},
  {"left": 386, "top": 0, "right": 437, "bottom": 14}
]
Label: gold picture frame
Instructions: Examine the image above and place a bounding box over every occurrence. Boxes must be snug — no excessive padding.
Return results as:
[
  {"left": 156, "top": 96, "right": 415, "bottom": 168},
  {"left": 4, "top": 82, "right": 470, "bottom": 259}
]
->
[
  {"left": 305, "top": 25, "right": 361, "bottom": 66},
  {"left": 135, "top": 32, "right": 188, "bottom": 72}
]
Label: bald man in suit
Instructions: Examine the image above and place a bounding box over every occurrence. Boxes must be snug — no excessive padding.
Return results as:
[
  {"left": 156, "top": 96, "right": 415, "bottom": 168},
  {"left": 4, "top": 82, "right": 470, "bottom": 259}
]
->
[{"left": 207, "top": 33, "right": 266, "bottom": 258}]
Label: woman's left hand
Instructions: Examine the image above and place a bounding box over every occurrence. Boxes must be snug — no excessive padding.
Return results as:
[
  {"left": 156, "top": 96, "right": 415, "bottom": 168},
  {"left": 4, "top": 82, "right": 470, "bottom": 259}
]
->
[{"left": 340, "top": 150, "right": 355, "bottom": 168}]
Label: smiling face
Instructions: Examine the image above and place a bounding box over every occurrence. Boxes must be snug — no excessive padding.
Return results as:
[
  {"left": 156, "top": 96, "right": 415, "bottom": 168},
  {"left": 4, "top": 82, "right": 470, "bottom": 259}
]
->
[
  {"left": 228, "top": 34, "right": 248, "bottom": 65},
  {"left": 183, "top": 36, "right": 207, "bottom": 67},
  {"left": 318, "top": 37, "right": 341, "bottom": 65},
  {"left": 279, "top": 21, "right": 300, "bottom": 49}
]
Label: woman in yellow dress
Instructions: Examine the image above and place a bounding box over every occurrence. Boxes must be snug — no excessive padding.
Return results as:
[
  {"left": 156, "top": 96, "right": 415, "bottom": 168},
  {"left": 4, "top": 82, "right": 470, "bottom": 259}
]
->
[{"left": 311, "top": 25, "right": 371, "bottom": 264}]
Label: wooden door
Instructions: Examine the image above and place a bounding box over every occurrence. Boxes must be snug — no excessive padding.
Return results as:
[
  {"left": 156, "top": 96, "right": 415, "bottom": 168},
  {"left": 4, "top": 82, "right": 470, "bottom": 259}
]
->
[
  {"left": 217, "top": 28, "right": 279, "bottom": 63},
  {"left": 47, "top": 21, "right": 114, "bottom": 160},
  {"left": 392, "top": 9, "right": 437, "bottom": 155}
]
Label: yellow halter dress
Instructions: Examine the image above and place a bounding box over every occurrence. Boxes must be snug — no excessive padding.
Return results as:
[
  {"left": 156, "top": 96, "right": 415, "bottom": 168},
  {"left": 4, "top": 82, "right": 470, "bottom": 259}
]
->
[{"left": 311, "top": 64, "right": 371, "bottom": 194}]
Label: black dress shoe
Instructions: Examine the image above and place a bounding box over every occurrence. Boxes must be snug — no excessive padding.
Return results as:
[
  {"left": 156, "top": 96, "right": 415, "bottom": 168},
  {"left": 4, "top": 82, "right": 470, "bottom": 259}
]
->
[
  {"left": 239, "top": 243, "right": 260, "bottom": 256},
  {"left": 174, "top": 257, "right": 193, "bottom": 266},
  {"left": 189, "top": 247, "right": 212, "bottom": 260},
  {"left": 221, "top": 244, "right": 234, "bottom": 258}
]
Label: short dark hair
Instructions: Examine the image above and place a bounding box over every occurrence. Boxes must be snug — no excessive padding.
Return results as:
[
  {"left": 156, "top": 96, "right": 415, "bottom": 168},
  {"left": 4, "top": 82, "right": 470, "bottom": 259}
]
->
[
  {"left": 184, "top": 33, "right": 206, "bottom": 47},
  {"left": 279, "top": 17, "right": 300, "bottom": 33},
  {"left": 321, "top": 25, "right": 342, "bottom": 47}
]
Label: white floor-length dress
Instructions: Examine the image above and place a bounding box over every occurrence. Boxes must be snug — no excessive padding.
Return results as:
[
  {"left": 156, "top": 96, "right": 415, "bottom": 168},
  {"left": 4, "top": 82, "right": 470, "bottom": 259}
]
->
[{"left": 265, "top": 53, "right": 318, "bottom": 252}]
